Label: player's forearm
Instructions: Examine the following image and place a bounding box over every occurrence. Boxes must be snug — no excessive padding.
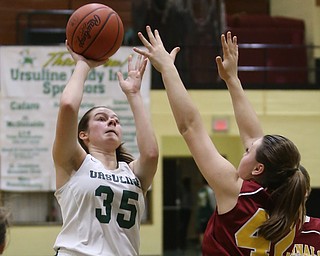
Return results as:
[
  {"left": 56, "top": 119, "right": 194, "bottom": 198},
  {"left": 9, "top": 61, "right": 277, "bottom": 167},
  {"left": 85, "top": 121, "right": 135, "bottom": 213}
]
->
[
  {"left": 226, "top": 77, "right": 263, "bottom": 147},
  {"left": 161, "top": 65, "right": 201, "bottom": 135},
  {"left": 127, "top": 92, "right": 158, "bottom": 158},
  {"left": 60, "top": 61, "right": 90, "bottom": 110}
]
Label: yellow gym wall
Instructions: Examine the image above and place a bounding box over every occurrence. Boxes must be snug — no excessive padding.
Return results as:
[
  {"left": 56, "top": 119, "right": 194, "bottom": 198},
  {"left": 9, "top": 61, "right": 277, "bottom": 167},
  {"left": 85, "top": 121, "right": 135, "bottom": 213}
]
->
[{"left": 4, "top": 1, "right": 320, "bottom": 255}]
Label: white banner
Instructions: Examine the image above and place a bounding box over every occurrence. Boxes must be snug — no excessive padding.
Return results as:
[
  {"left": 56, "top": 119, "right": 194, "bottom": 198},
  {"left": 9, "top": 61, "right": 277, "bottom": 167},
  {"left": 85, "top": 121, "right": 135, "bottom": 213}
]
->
[{"left": 0, "top": 46, "right": 151, "bottom": 191}]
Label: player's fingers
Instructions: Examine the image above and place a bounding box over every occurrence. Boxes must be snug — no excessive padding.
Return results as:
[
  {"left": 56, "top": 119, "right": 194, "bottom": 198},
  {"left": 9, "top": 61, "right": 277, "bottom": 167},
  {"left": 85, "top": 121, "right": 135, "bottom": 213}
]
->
[
  {"left": 135, "top": 54, "right": 142, "bottom": 70},
  {"left": 133, "top": 47, "right": 150, "bottom": 58},
  {"left": 128, "top": 55, "right": 133, "bottom": 72},
  {"left": 139, "top": 57, "right": 148, "bottom": 76},
  {"left": 170, "top": 47, "right": 180, "bottom": 61},
  {"left": 154, "top": 29, "right": 163, "bottom": 45},
  {"left": 221, "top": 33, "right": 230, "bottom": 56},
  {"left": 117, "top": 71, "right": 124, "bottom": 82},
  {"left": 226, "top": 31, "right": 232, "bottom": 44},
  {"left": 233, "top": 35, "right": 237, "bottom": 45},
  {"left": 220, "top": 34, "right": 226, "bottom": 50},
  {"left": 65, "top": 40, "right": 73, "bottom": 53},
  {"left": 215, "top": 56, "right": 222, "bottom": 67},
  {"left": 137, "top": 32, "right": 152, "bottom": 49},
  {"left": 146, "top": 26, "right": 157, "bottom": 46}
]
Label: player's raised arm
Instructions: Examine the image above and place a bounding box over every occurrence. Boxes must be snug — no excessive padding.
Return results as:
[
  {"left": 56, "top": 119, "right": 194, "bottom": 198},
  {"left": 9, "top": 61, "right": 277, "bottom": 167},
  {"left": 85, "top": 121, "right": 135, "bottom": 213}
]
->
[
  {"left": 216, "top": 32, "right": 264, "bottom": 150},
  {"left": 117, "top": 54, "right": 159, "bottom": 193},
  {"left": 134, "top": 26, "right": 241, "bottom": 213}
]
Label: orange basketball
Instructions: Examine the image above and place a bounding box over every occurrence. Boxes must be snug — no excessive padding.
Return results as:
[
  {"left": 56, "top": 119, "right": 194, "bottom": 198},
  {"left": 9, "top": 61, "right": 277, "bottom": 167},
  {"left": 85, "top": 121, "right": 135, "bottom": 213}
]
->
[{"left": 66, "top": 3, "right": 124, "bottom": 61}]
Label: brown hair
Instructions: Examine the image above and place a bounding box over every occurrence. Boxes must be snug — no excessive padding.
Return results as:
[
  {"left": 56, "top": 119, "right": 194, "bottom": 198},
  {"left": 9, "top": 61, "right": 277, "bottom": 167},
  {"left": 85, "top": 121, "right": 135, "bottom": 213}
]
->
[
  {"left": 255, "top": 135, "right": 309, "bottom": 242},
  {"left": 78, "top": 106, "right": 134, "bottom": 164},
  {"left": 0, "top": 207, "right": 10, "bottom": 254}
]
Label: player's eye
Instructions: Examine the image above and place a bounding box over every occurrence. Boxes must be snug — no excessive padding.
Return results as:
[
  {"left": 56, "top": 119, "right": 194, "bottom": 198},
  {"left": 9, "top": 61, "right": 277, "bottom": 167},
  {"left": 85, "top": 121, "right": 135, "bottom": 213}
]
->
[{"left": 96, "top": 116, "right": 106, "bottom": 121}]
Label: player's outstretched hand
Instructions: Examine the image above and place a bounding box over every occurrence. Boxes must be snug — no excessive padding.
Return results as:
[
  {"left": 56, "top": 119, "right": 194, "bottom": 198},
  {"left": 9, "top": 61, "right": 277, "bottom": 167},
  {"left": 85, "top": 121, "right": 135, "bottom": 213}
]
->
[
  {"left": 117, "top": 54, "right": 147, "bottom": 95},
  {"left": 215, "top": 31, "right": 239, "bottom": 83},
  {"left": 133, "top": 26, "right": 180, "bottom": 73}
]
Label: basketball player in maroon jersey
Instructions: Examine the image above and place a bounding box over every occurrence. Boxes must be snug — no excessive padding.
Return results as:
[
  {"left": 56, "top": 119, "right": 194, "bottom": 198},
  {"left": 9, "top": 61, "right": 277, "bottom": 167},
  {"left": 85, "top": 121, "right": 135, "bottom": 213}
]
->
[
  {"left": 134, "top": 26, "right": 320, "bottom": 255},
  {"left": 287, "top": 165, "right": 320, "bottom": 254}
]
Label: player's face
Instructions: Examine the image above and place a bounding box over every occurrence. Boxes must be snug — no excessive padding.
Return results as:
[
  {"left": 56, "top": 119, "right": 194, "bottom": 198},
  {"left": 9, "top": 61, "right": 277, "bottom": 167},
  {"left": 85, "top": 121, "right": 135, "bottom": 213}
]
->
[
  {"left": 87, "top": 107, "right": 122, "bottom": 150},
  {"left": 238, "top": 138, "right": 262, "bottom": 180}
]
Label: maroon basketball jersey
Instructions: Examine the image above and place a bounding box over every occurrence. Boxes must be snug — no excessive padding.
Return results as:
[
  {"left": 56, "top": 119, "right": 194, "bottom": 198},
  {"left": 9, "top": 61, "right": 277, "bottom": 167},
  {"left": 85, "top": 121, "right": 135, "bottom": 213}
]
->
[
  {"left": 202, "top": 180, "right": 320, "bottom": 256},
  {"left": 286, "top": 216, "right": 320, "bottom": 255}
]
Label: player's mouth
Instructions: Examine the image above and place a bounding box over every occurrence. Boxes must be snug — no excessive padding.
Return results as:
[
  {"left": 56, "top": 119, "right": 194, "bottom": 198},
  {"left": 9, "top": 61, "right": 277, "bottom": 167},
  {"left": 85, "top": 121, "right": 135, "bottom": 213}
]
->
[{"left": 105, "top": 130, "right": 117, "bottom": 135}]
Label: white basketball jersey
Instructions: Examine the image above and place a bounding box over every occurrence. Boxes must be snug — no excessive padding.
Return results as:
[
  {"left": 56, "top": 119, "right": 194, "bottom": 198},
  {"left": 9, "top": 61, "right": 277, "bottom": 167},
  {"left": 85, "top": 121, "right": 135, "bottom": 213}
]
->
[{"left": 54, "top": 154, "right": 145, "bottom": 256}]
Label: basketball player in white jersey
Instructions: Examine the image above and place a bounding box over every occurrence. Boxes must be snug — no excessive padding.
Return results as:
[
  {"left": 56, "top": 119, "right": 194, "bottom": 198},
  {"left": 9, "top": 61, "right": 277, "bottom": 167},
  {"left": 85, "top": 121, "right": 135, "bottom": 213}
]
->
[{"left": 52, "top": 42, "right": 158, "bottom": 256}]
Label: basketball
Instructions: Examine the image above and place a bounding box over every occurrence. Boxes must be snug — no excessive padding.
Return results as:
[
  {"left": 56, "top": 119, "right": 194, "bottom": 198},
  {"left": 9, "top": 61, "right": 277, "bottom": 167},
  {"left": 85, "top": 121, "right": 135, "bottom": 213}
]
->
[{"left": 66, "top": 3, "right": 124, "bottom": 61}]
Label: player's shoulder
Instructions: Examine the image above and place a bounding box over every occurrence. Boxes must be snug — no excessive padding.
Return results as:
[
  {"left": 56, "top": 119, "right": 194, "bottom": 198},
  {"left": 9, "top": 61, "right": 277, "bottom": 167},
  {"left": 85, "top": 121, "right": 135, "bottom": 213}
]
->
[
  {"left": 302, "top": 216, "right": 320, "bottom": 231},
  {"left": 240, "top": 180, "right": 265, "bottom": 195}
]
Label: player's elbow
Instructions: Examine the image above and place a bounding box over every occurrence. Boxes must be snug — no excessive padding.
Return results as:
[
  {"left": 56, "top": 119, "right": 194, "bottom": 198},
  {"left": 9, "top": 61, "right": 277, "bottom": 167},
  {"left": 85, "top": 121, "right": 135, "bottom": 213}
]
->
[
  {"left": 59, "top": 95, "right": 79, "bottom": 114},
  {"left": 177, "top": 117, "right": 199, "bottom": 138},
  {"left": 147, "top": 146, "right": 159, "bottom": 162}
]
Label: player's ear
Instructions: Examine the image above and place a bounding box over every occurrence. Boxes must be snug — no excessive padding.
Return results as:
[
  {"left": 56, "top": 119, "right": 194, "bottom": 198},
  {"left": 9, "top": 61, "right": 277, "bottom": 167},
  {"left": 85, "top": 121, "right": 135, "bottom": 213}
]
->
[
  {"left": 252, "top": 163, "right": 264, "bottom": 176},
  {"left": 79, "top": 131, "right": 88, "bottom": 141}
]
